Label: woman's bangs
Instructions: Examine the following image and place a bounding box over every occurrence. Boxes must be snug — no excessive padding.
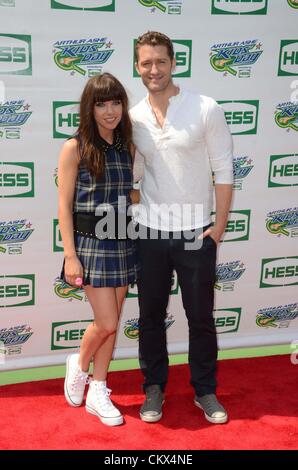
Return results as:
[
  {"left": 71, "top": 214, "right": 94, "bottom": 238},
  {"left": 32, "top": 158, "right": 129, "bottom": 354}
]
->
[{"left": 94, "top": 81, "right": 124, "bottom": 104}]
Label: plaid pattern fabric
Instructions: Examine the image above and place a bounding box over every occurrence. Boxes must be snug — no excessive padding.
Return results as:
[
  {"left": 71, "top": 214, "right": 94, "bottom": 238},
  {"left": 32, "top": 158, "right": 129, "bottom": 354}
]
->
[
  {"left": 73, "top": 235, "right": 139, "bottom": 287},
  {"left": 61, "top": 137, "right": 139, "bottom": 287},
  {"left": 73, "top": 143, "right": 133, "bottom": 213}
]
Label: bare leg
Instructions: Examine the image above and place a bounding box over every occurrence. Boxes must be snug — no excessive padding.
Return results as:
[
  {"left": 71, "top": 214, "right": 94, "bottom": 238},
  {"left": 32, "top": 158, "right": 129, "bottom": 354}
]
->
[
  {"left": 92, "top": 286, "right": 128, "bottom": 380},
  {"left": 78, "top": 286, "right": 119, "bottom": 373}
]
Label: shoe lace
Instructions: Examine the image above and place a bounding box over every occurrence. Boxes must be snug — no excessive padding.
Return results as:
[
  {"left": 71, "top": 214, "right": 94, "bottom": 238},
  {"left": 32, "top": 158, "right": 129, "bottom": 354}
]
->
[
  {"left": 94, "top": 384, "right": 115, "bottom": 411},
  {"left": 200, "top": 394, "right": 224, "bottom": 415},
  {"left": 71, "top": 370, "right": 89, "bottom": 391}
]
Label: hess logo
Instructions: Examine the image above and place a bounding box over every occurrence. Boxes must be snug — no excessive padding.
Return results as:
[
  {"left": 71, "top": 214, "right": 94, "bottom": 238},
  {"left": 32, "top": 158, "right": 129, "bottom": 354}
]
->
[
  {"left": 53, "top": 102, "right": 79, "bottom": 138},
  {"left": 260, "top": 257, "right": 298, "bottom": 288},
  {"left": 214, "top": 309, "right": 241, "bottom": 334},
  {"left": 278, "top": 40, "right": 298, "bottom": 76},
  {"left": 133, "top": 39, "right": 192, "bottom": 78},
  {"left": 0, "top": 275, "right": 35, "bottom": 307},
  {"left": 212, "top": 210, "right": 250, "bottom": 242},
  {"left": 51, "top": 0, "right": 115, "bottom": 10},
  {"left": 0, "top": 34, "right": 32, "bottom": 75},
  {"left": 51, "top": 320, "right": 92, "bottom": 350},
  {"left": 53, "top": 219, "right": 63, "bottom": 252},
  {"left": 218, "top": 100, "right": 259, "bottom": 135},
  {"left": 268, "top": 154, "right": 298, "bottom": 187},
  {"left": 0, "top": 162, "right": 34, "bottom": 197},
  {"left": 211, "top": 0, "right": 268, "bottom": 15}
]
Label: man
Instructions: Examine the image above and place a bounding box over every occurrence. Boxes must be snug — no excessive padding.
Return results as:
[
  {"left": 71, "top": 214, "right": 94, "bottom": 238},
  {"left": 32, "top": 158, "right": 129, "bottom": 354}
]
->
[{"left": 130, "top": 31, "right": 233, "bottom": 424}]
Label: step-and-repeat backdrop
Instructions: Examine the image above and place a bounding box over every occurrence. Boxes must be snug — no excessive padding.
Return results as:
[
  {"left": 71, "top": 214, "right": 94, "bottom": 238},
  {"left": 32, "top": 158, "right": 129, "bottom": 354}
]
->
[{"left": 1, "top": 0, "right": 297, "bottom": 370}]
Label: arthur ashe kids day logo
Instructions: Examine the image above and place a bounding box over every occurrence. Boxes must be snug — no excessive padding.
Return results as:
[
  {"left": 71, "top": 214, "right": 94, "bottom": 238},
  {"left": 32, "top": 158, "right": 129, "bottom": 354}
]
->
[
  {"left": 0, "top": 220, "right": 34, "bottom": 255},
  {"left": 288, "top": 0, "right": 298, "bottom": 9},
  {"left": 0, "top": 100, "right": 32, "bottom": 139},
  {"left": 268, "top": 154, "right": 298, "bottom": 187},
  {"left": 233, "top": 156, "right": 254, "bottom": 190},
  {"left": 266, "top": 208, "right": 298, "bottom": 237},
  {"left": 53, "top": 168, "right": 58, "bottom": 187},
  {"left": 211, "top": 0, "right": 268, "bottom": 15},
  {"left": 210, "top": 39, "right": 263, "bottom": 78},
  {"left": 256, "top": 303, "right": 298, "bottom": 328},
  {"left": 54, "top": 278, "right": 87, "bottom": 302},
  {"left": 0, "top": 34, "right": 32, "bottom": 75},
  {"left": 53, "top": 37, "right": 114, "bottom": 76},
  {"left": 137, "top": 0, "right": 183, "bottom": 14},
  {"left": 0, "top": 324, "right": 34, "bottom": 356},
  {"left": 126, "top": 271, "right": 179, "bottom": 298},
  {"left": 123, "top": 314, "right": 175, "bottom": 340},
  {"left": 274, "top": 102, "right": 298, "bottom": 131},
  {"left": 51, "top": 0, "right": 115, "bottom": 10},
  {"left": 215, "top": 260, "right": 245, "bottom": 291}
]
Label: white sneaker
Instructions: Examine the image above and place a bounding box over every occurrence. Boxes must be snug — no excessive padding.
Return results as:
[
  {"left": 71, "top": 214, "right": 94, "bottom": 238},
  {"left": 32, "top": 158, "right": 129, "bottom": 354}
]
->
[
  {"left": 86, "top": 380, "right": 123, "bottom": 426},
  {"left": 64, "top": 353, "right": 89, "bottom": 407}
]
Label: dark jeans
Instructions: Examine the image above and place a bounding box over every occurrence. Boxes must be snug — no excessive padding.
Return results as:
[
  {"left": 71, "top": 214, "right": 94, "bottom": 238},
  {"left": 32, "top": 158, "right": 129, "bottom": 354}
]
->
[{"left": 137, "top": 226, "right": 218, "bottom": 397}]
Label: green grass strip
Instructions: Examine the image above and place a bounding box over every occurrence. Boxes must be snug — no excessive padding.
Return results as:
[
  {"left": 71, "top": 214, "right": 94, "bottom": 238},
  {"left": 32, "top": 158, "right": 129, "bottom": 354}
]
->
[{"left": 0, "top": 344, "right": 291, "bottom": 386}]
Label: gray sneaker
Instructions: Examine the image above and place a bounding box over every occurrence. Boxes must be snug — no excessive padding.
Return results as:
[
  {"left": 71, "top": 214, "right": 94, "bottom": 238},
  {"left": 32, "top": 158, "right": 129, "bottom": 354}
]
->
[
  {"left": 194, "top": 394, "right": 228, "bottom": 424},
  {"left": 140, "top": 385, "right": 164, "bottom": 423}
]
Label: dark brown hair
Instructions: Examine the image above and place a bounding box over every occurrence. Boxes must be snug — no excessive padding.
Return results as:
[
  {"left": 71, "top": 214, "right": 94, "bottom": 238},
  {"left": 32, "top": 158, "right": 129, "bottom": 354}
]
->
[
  {"left": 77, "top": 73, "right": 132, "bottom": 178},
  {"left": 135, "top": 31, "right": 174, "bottom": 62}
]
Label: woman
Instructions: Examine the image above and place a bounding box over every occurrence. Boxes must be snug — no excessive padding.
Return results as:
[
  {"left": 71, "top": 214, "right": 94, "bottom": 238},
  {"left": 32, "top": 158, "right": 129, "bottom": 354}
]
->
[{"left": 58, "top": 73, "right": 139, "bottom": 426}]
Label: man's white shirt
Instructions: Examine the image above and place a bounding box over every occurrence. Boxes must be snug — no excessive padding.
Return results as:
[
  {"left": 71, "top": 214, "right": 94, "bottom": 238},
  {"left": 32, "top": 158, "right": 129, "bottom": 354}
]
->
[{"left": 130, "top": 87, "right": 233, "bottom": 231}]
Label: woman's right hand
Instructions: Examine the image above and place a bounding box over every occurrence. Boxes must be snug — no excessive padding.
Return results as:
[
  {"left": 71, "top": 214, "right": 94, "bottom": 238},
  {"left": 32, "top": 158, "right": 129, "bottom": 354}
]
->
[
  {"left": 64, "top": 255, "right": 84, "bottom": 287},
  {"left": 129, "top": 189, "right": 140, "bottom": 204}
]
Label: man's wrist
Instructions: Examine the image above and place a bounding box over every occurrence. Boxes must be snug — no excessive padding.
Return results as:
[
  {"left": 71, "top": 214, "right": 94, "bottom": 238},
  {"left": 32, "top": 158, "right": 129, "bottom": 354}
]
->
[{"left": 213, "top": 222, "right": 226, "bottom": 234}]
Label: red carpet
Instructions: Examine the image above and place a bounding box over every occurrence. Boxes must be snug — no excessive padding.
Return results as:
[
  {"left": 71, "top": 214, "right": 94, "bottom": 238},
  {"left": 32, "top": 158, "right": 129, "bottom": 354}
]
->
[{"left": 0, "top": 355, "right": 297, "bottom": 450}]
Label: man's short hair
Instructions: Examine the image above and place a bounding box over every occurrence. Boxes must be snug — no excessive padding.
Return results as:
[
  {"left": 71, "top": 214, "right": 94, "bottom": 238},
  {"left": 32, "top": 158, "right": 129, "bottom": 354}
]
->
[{"left": 135, "top": 31, "right": 174, "bottom": 62}]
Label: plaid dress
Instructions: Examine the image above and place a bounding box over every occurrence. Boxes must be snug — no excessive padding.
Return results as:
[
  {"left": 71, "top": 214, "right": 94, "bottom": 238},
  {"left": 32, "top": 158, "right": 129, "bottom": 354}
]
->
[{"left": 61, "top": 134, "right": 139, "bottom": 287}]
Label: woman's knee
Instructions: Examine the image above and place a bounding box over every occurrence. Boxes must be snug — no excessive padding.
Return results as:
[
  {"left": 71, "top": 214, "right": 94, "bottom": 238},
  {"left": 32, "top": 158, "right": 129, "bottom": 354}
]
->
[{"left": 93, "top": 319, "right": 118, "bottom": 338}]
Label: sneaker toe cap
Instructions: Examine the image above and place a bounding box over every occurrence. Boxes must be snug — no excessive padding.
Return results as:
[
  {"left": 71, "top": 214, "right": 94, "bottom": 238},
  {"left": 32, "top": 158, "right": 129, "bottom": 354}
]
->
[
  {"left": 211, "top": 410, "right": 226, "bottom": 419},
  {"left": 142, "top": 410, "right": 160, "bottom": 417}
]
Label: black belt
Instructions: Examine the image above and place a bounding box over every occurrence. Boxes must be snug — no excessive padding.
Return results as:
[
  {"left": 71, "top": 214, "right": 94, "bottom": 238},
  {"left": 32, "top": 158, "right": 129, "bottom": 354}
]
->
[{"left": 73, "top": 212, "right": 132, "bottom": 240}]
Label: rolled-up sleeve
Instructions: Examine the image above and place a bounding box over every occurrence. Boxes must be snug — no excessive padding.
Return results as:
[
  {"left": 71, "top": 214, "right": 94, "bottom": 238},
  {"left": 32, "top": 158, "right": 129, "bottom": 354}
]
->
[
  {"left": 205, "top": 99, "right": 233, "bottom": 184},
  {"left": 133, "top": 149, "right": 144, "bottom": 184}
]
